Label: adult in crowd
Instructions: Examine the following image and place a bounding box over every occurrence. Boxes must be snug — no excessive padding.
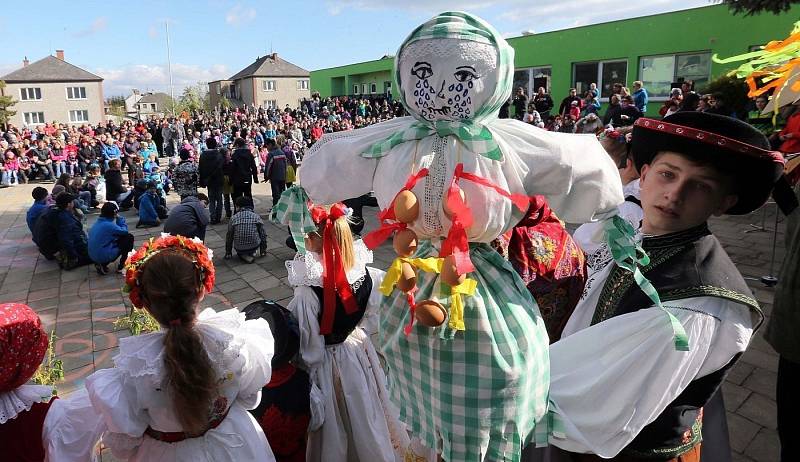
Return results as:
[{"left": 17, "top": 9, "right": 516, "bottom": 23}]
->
[
  {"left": 29, "top": 139, "right": 55, "bottom": 181},
  {"left": 230, "top": 137, "right": 259, "bottom": 202},
  {"left": 163, "top": 192, "right": 211, "bottom": 241},
  {"left": 778, "top": 102, "right": 800, "bottom": 154},
  {"left": 199, "top": 137, "right": 225, "bottom": 224},
  {"left": 172, "top": 147, "right": 199, "bottom": 199},
  {"left": 632, "top": 80, "right": 648, "bottom": 113},
  {"left": 559, "top": 88, "right": 582, "bottom": 116},
  {"left": 533, "top": 87, "right": 554, "bottom": 120},
  {"left": 748, "top": 95, "right": 775, "bottom": 137},
  {"left": 264, "top": 138, "right": 297, "bottom": 209},
  {"left": 512, "top": 86, "right": 528, "bottom": 120},
  {"left": 603, "top": 94, "right": 622, "bottom": 126},
  {"left": 611, "top": 95, "right": 644, "bottom": 127},
  {"left": 88, "top": 201, "right": 135, "bottom": 275},
  {"left": 104, "top": 159, "right": 134, "bottom": 210}
]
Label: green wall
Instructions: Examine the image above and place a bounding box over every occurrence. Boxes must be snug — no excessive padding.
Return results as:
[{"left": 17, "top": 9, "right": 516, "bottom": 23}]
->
[{"left": 311, "top": 4, "right": 800, "bottom": 117}]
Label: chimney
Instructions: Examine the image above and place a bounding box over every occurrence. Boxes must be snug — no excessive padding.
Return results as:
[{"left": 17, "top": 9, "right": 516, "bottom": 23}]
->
[
  {"left": 271, "top": 52, "right": 278, "bottom": 60},
  {"left": 23, "top": 56, "right": 29, "bottom": 67},
  {"left": 55, "top": 50, "right": 64, "bottom": 60}
]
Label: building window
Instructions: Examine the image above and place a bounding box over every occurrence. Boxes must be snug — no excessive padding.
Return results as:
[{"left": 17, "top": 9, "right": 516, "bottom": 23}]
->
[
  {"left": 361, "top": 83, "right": 367, "bottom": 95},
  {"left": 572, "top": 60, "right": 627, "bottom": 98},
  {"left": 297, "top": 79, "right": 309, "bottom": 90},
  {"left": 151, "top": 104, "right": 156, "bottom": 111},
  {"left": 264, "top": 100, "right": 277, "bottom": 109},
  {"left": 20, "top": 87, "right": 42, "bottom": 101},
  {"left": 384, "top": 81, "right": 392, "bottom": 95},
  {"left": 263, "top": 80, "right": 276, "bottom": 91},
  {"left": 353, "top": 84, "right": 359, "bottom": 95},
  {"left": 23, "top": 112, "right": 45, "bottom": 125},
  {"left": 513, "top": 66, "right": 552, "bottom": 97},
  {"left": 639, "top": 52, "right": 712, "bottom": 98},
  {"left": 66, "top": 86, "right": 87, "bottom": 100},
  {"left": 216, "top": 86, "right": 221, "bottom": 95},
  {"left": 370, "top": 83, "right": 377, "bottom": 94},
  {"left": 69, "top": 110, "right": 89, "bottom": 123}
]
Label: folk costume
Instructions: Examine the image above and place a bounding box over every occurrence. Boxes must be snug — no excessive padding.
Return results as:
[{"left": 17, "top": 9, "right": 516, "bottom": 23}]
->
[
  {"left": 275, "top": 12, "right": 626, "bottom": 461},
  {"left": 84, "top": 236, "right": 277, "bottom": 462},
  {"left": 548, "top": 112, "right": 790, "bottom": 460},
  {"left": 285, "top": 204, "right": 409, "bottom": 462}
]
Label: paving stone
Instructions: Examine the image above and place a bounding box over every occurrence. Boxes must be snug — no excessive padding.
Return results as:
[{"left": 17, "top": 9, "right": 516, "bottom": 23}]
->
[
  {"left": 60, "top": 351, "right": 95, "bottom": 373},
  {"left": 740, "top": 348, "right": 779, "bottom": 374},
  {"left": 738, "top": 392, "right": 778, "bottom": 430},
  {"left": 224, "top": 288, "right": 261, "bottom": 305},
  {"left": 723, "top": 381, "right": 751, "bottom": 413},
  {"left": 742, "top": 368, "right": 777, "bottom": 400},
  {"left": 727, "top": 411, "right": 761, "bottom": 453},
  {"left": 27, "top": 286, "right": 59, "bottom": 301},
  {"left": 249, "top": 275, "right": 282, "bottom": 292},
  {"left": 259, "top": 285, "right": 294, "bottom": 301},
  {"left": 744, "top": 428, "right": 780, "bottom": 462},
  {"left": 216, "top": 278, "right": 250, "bottom": 293}
]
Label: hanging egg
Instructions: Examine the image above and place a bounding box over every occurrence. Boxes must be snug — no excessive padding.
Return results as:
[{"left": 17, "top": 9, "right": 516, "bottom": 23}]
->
[
  {"left": 396, "top": 261, "right": 417, "bottom": 293},
  {"left": 394, "top": 190, "right": 419, "bottom": 223},
  {"left": 415, "top": 299, "right": 448, "bottom": 327},
  {"left": 393, "top": 228, "right": 418, "bottom": 257},
  {"left": 304, "top": 233, "right": 323, "bottom": 253},
  {"left": 443, "top": 187, "right": 466, "bottom": 219},
  {"left": 441, "top": 254, "right": 466, "bottom": 286}
]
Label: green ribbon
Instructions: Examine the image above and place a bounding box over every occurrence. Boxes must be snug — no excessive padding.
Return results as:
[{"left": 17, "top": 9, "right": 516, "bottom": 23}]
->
[
  {"left": 270, "top": 186, "right": 317, "bottom": 254},
  {"left": 362, "top": 119, "right": 501, "bottom": 160},
  {"left": 603, "top": 216, "right": 690, "bottom": 352}
]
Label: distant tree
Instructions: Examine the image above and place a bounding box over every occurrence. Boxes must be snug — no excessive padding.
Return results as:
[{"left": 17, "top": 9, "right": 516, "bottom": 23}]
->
[
  {"left": 721, "top": 0, "right": 800, "bottom": 16},
  {"left": 180, "top": 86, "right": 202, "bottom": 113},
  {"left": 0, "top": 80, "right": 18, "bottom": 130},
  {"left": 220, "top": 95, "right": 231, "bottom": 110},
  {"left": 701, "top": 74, "right": 751, "bottom": 120}
]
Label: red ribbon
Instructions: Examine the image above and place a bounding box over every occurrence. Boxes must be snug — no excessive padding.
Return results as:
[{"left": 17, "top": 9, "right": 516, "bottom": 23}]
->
[
  {"left": 363, "top": 168, "right": 429, "bottom": 250},
  {"left": 311, "top": 203, "right": 359, "bottom": 335},
  {"left": 403, "top": 287, "right": 418, "bottom": 336}
]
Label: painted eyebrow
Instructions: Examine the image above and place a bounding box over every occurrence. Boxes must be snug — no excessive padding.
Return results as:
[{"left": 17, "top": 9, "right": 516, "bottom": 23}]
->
[
  {"left": 455, "top": 65, "right": 476, "bottom": 71},
  {"left": 413, "top": 61, "right": 432, "bottom": 68}
]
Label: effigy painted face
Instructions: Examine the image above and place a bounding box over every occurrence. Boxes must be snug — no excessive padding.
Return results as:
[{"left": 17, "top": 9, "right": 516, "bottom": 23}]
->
[{"left": 399, "top": 38, "right": 498, "bottom": 122}]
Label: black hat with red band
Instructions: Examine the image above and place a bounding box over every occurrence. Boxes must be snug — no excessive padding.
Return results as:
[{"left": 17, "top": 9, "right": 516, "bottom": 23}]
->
[{"left": 631, "top": 112, "right": 794, "bottom": 215}]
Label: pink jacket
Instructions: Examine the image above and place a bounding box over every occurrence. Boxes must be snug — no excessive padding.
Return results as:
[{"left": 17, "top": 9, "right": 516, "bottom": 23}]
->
[
  {"left": 50, "top": 149, "right": 67, "bottom": 162},
  {"left": 4, "top": 157, "right": 18, "bottom": 170}
]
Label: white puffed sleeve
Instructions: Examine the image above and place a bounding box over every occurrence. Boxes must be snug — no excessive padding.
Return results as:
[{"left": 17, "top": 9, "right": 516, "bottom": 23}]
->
[
  {"left": 308, "top": 382, "right": 326, "bottom": 432},
  {"left": 491, "top": 120, "right": 624, "bottom": 224},
  {"left": 548, "top": 298, "right": 753, "bottom": 458},
  {"left": 287, "top": 286, "right": 326, "bottom": 372},
  {"left": 360, "top": 266, "right": 387, "bottom": 337},
  {"left": 85, "top": 368, "right": 148, "bottom": 458},
  {"left": 43, "top": 389, "right": 105, "bottom": 462},
  {"left": 235, "top": 317, "right": 275, "bottom": 410}
]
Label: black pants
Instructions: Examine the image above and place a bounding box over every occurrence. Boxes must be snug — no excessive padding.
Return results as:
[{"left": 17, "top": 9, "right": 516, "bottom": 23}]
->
[
  {"left": 270, "top": 179, "right": 286, "bottom": 207},
  {"left": 207, "top": 185, "right": 223, "bottom": 223},
  {"left": 232, "top": 182, "right": 252, "bottom": 204},
  {"left": 116, "top": 233, "right": 135, "bottom": 267},
  {"left": 778, "top": 356, "right": 800, "bottom": 462}
]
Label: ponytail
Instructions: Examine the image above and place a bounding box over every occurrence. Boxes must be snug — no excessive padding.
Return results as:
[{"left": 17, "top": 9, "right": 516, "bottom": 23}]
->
[{"left": 139, "top": 251, "right": 217, "bottom": 434}]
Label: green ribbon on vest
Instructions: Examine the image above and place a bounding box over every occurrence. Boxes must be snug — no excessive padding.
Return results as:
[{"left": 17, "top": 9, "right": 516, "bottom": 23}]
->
[
  {"left": 270, "top": 186, "right": 317, "bottom": 255},
  {"left": 604, "top": 215, "right": 690, "bottom": 352}
]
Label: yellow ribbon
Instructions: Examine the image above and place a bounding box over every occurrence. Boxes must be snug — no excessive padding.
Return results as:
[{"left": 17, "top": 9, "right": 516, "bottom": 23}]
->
[
  {"left": 379, "top": 257, "right": 443, "bottom": 296},
  {"left": 448, "top": 278, "right": 477, "bottom": 331}
]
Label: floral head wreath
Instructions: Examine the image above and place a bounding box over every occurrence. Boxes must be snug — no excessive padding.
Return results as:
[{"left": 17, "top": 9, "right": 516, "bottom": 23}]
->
[
  {"left": 600, "top": 128, "right": 631, "bottom": 145},
  {"left": 123, "top": 234, "right": 215, "bottom": 309}
]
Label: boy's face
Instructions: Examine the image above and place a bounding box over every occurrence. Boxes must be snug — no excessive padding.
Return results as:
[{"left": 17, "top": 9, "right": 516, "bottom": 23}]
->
[{"left": 639, "top": 152, "right": 738, "bottom": 235}]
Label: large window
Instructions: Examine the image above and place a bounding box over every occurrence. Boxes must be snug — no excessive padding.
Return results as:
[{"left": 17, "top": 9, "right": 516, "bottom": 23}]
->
[
  {"left": 66, "top": 86, "right": 86, "bottom": 100},
  {"left": 370, "top": 83, "right": 377, "bottom": 94},
  {"left": 353, "top": 84, "right": 359, "bottom": 95},
  {"left": 20, "top": 87, "right": 42, "bottom": 101},
  {"left": 297, "top": 79, "right": 309, "bottom": 90},
  {"left": 23, "top": 112, "right": 45, "bottom": 125},
  {"left": 69, "top": 110, "right": 89, "bottom": 123},
  {"left": 513, "top": 66, "right": 552, "bottom": 97},
  {"left": 639, "top": 52, "right": 711, "bottom": 98},
  {"left": 263, "top": 80, "right": 276, "bottom": 91},
  {"left": 264, "top": 100, "right": 277, "bottom": 109},
  {"left": 572, "top": 60, "right": 627, "bottom": 98}
]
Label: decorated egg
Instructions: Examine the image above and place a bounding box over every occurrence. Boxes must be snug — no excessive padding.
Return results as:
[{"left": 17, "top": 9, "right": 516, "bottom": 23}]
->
[
  {"left": 443, "top": 187, "right": 466, "bottom": 219},
  {"left": 394, "top": 190, "right": 419, "bottom": 223},
  {"left": 304, "top": 234, "right": 323, "bottom": 253},
  {"left": 393, "top": 228, "right": 418, "bottom": 257},
  {"left": 441, "top": 254, "right": 466, "bottom": 286},
  {"left": 415, "top": 299, "right": 448, "bottom": 327},
  {"left": 396, "top": 261, "right": 417, "bottom": 293}
]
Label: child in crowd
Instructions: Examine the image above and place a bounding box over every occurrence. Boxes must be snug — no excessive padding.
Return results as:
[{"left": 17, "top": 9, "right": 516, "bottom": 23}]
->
[
  {"left": 143, "top": 152, "right": 159, "bottom": 173},
  {"left": 26, "top": 187, "right": 50, "bottom": 233},
  {"left": 16, "top": 154, "right": 31, "bottom": 184},
  {"left": 243, "top": 300, "right": 322, "bottom": 462},
  {"left": 65, "top": 145, "right": 79, "bottom": 177},
  {"left": 136, "top": 181, "right": 165, "bottom": 228},
  {"left": 2, "top": 150, "right": 19, "bottom": 185},
  {"left": 286, "top": 203, "right": 408, "bottom": 461},
  {"left": 88, "top": 201, "right": 135, "bottom": 275},
  {"left": 84, "top": 235, "right": 277, "bottom": 461},
  {"left": 50, "top": 141, "right": 68, "bottom": 178},
  {"left": 225, "top": 196, "right": 267, "bottom": 263},
  {"left": 84, "top": 164, "right": 103, "bottom": 206},
  {"left": 129, "top": 155, "right": 145, "bottom": 185}
]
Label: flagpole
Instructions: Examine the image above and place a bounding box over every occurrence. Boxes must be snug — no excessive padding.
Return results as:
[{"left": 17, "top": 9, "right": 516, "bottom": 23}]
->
[{"left": 165, "top": 21, "right": 175, "bottom": 116}]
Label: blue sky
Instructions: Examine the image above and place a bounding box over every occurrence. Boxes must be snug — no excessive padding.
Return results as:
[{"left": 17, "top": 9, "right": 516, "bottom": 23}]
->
[{"left": 0, "top": 0, "right": 713, "bottom": 96}]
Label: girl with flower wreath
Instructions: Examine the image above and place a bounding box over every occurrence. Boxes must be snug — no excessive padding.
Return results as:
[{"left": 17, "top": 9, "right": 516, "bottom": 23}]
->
[
  {"left": 284, "top": 203, "right": 409, "bottom": 462},
  {"left": 83, "top": 235, "right": 277, "bottom": 461}
]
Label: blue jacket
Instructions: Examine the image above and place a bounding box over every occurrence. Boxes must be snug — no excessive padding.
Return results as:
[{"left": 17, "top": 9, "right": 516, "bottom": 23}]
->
[
  {"left": 27, "top": 201, "right": 48, "bottom": 233},
  {"left": 56, "top": 209, "right": 89, "bottom": 260},
  {"left": 138, "top": 191, "right": 160, "bottom": 225},
  {"left": 88, "top": 216, "right": 129, "bottom": 264},
  {"left": 102, "top": 143, "right": 121, "bottom": 161},
  {"left": 633, "top": 88, "right": 649, "bottom": 113}
]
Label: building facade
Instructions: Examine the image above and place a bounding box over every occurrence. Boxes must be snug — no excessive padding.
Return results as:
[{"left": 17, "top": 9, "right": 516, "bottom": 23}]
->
[
  {"left": 310, "top": 5, "right": 800, "bottom": 117},
  {"left": 209, "top": 53, "right": 311, "bottom": 110},
  {"left": 135, "top": 92, "right": 173, "bottom": 118},
  {"left": 0, "top": 51, "right": 104, "bottom": 127}
]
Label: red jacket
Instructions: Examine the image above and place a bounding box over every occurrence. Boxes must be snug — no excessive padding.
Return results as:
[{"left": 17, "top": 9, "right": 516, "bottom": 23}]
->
[{"left": 779, "top": 113, "right": 800, "bottom": 153}]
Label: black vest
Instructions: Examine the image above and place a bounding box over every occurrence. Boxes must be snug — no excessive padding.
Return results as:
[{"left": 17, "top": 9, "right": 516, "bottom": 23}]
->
[
  {"left": 310, "top": 271, "right": 373, "bottom": 345},
  {"left": 591, "top": 223, "right": 761, "bottom": 460}
]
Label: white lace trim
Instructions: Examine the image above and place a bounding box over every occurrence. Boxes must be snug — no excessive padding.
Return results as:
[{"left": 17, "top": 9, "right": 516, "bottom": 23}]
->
[
  {"left": 0, "top": 384, "right": 54, "bottom": 424},
  {"left": 112, "top": 308, "right": 250, "bottom": 380},
  {"left": 286, "top": 239, "right": 373, "bottom": 287}
]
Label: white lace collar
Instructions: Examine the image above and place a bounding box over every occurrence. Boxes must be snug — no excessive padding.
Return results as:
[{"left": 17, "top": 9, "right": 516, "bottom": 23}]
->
[
  {"left": 286, "top": 239, "right": 373, "bottom": 288},
  {"left": 623, "top": 178, "right": 641, "bottom": 199},
  {"left": 0, "top": 384, "right": 55, "bottom": 424}
]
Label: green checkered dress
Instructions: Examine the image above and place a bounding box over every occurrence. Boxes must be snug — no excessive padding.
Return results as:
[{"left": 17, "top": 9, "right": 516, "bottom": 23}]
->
[{"left": 380, "top": 241, "right": 550, "bottom": 461}]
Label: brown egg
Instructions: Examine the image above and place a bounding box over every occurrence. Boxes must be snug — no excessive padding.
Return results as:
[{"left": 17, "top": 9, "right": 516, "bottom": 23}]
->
[
  {"left": 440, "top": 254, "right": 466, "bottom": 286},
  {"left": 304, "top": 233, "right": 323, "bottom": 253},
  {"left": 443, "top": 187, "right": 466, "bottom": 219},
  {"left": 415, "top": 299, "right": 448, "bottom": 327},
  {"left": 394, "top": 190, "right": 419, "bottom": 223},
  {"left": 396, "top": 261, "right": 417, "bottom": 293},
  {"left": 392, "top": 228, "right": 418, "bottom": 257}
]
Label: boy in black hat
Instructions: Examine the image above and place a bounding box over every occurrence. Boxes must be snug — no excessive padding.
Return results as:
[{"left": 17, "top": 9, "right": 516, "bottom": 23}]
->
[
  {"left": 546, "top": 112, "right": 792, "bottom": 461},
  {"left": 243, "top": 300, "right": 319, "bottom": 462}
]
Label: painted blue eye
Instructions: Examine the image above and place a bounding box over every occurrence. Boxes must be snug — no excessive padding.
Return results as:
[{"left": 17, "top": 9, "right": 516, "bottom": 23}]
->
[
  {"left": 413, "top": 65, "right": 433, "bottom": 80},
  {"left": 454, "top": 69, "right": 478, "bottom": 83}
]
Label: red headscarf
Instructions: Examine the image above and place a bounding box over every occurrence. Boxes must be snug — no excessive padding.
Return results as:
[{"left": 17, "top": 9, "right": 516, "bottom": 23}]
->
[{"left": 0, "top": 303, "right": 48, "bottom": 393}]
